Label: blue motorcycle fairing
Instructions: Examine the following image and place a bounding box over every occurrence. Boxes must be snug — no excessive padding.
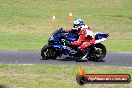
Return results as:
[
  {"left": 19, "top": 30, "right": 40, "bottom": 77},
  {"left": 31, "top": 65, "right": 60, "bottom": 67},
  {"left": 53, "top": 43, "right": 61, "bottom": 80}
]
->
[
  {"left": 51, "top": 44, "right": 71, "bottom": 55},
  {"left": 95, "top": 33, "right": 109, "bottom": 40},
  {"left": 67, "top": 37, "right": 77, "bottom": 41},
  {"left": 55, "top": 33, "right": 78, "bottom": 41},
  {"left": 51, "top": 44, "right": 64, "bottom": 48},
  {"left": 66, "top": 33, "right": 78, "bottom": 41},
  {"left": 62, "top": 48, "right": 70, "bottom": 55},
  {"left": 48, "top": 29, "right": 78, "bottom": 55},
  {"left": 49, "top": 32, "right": 77, "bottom": 42},
  {"left": 49, "top": 36, "right": 59, "bottom": 41}
]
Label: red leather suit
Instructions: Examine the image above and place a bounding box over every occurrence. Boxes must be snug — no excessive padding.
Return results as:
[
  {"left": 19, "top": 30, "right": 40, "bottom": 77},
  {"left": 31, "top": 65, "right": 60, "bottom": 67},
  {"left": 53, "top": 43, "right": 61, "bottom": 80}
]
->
[{"left": 68, "top": 27, "right": 95, "bottom": 52}]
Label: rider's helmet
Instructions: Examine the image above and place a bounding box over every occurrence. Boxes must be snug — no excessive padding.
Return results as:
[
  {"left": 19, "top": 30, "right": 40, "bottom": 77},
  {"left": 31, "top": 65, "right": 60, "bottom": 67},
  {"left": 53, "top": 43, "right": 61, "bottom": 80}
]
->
[{"left": 73, "top": 18, "right": 84, "bottom": 29}]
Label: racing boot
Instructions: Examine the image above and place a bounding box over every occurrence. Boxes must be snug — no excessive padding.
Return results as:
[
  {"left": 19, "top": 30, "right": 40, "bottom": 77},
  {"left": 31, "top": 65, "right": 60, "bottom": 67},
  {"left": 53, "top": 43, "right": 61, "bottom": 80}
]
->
[{"left": 81, "top": 48, "right": 90, "bottom": 60}]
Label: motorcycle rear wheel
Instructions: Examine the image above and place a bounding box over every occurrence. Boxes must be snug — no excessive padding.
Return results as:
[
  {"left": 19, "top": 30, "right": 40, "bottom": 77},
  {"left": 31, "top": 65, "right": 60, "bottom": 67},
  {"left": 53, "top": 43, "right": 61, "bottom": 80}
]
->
[{"left": 89, "top": 43, "right": 106, "bottom": 62}]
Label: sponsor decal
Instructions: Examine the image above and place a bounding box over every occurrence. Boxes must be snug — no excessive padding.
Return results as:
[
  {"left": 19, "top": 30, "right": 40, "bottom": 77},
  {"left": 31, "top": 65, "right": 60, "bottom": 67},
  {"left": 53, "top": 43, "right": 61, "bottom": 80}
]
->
[{"left": 76, "top": 67, "right": 131, "bottom": 85}]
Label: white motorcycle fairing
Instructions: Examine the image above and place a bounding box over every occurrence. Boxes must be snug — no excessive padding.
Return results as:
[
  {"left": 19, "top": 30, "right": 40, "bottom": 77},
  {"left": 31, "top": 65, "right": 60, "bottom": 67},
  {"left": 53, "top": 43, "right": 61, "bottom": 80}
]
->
[{"left": 94, "top": 32, "right": 109, "bottom": 44}]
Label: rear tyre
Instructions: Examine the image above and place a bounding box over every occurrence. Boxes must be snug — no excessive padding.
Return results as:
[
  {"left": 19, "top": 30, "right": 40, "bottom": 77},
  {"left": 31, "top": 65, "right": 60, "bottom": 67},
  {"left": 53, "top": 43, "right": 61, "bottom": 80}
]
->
[
  {"left": 89, "top": 43, "right": 106, "bottom": 62},
  {"left": 41, "top": 45, "right": 58, "bottom": 60}
]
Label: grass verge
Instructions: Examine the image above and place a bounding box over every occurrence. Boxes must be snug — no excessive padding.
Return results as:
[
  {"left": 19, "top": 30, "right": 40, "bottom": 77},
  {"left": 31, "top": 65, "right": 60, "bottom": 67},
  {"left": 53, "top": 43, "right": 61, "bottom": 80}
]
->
[
  {"left": 0, "top": 0, "right": 132, "bottom": 51},
  {"left": 0, "top": 64, "right": 131, "bottom": 88}
]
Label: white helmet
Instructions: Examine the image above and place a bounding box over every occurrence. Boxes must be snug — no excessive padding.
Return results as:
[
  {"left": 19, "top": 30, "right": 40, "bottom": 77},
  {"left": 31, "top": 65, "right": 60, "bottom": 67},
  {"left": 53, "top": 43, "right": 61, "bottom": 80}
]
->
[{"left": 73, "top": 18, "right": 84, "bottom": 28}]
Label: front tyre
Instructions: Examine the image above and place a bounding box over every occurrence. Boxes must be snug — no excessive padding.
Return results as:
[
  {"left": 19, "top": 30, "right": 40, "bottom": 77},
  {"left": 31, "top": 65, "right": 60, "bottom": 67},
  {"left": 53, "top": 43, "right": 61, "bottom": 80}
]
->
[
  {"left": 89, "top": 43, "right": 106, "bottom": 62},
  {"left": 41, "top": 45, "right": 58, "bottom": 60}
]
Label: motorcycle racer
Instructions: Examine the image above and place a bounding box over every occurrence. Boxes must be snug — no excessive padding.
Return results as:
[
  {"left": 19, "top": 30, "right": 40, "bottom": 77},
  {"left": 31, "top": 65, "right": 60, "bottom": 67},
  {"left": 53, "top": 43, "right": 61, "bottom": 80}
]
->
[
  {"left": 66, "top": 18, "right": 95, "bottom": 60},
  {"left": 41, "top": 18, "right": 109, "bottom": 61}
]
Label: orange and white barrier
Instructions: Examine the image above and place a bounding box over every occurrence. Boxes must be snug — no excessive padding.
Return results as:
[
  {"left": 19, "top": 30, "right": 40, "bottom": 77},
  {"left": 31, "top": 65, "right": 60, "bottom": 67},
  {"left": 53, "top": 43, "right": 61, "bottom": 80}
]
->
[
  {"left": 68, "top": 12, "right": 73, "bottom": 21},
  {"left": 51, "top": 13, "right": 56, "bottom": 23},
  {"left": 51, "top": 12, "right": 73, "bottom": 22}
]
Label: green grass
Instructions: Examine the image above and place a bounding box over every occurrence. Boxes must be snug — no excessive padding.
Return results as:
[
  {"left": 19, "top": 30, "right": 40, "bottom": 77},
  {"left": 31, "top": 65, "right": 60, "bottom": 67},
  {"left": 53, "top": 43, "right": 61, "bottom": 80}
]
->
[
  {"left": 0, "top": 1, "right": 131, "bottom": 88},
  {"left": 0, "top": 64, "right": 131, "bottom": 88},
  {"left": 0, "top": 0, "right": 132, "bottom": 51}
]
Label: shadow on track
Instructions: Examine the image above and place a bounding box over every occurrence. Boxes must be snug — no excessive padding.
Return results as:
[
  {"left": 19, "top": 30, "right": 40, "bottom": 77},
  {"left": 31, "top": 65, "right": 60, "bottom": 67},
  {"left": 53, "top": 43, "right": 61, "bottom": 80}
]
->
[
  {"left": 58, "top": 59, "right": 105, "bottom": 62},
  {"left": 40, "top": 58, "right": 105, "bottom": 62}
]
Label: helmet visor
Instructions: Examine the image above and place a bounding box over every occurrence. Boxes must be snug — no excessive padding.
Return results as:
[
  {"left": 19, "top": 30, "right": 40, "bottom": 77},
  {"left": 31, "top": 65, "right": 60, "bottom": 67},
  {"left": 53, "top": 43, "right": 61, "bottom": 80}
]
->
[{"left": 73, "top": 24, "right": 80, "bottom": 28}]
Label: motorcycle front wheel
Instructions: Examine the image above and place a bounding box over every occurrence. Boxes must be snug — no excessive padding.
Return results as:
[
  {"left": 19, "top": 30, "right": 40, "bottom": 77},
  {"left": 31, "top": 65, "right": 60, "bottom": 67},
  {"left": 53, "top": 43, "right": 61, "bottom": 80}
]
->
[{"left": 41, "top": 45, "right": 58, "bottom": 60}]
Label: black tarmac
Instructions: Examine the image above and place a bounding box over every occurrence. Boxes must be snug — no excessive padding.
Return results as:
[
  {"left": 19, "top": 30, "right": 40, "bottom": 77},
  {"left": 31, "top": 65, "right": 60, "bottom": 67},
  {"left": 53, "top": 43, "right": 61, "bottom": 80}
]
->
[{"left": 0, "top": 50, "right": 132, "bottom": 67}]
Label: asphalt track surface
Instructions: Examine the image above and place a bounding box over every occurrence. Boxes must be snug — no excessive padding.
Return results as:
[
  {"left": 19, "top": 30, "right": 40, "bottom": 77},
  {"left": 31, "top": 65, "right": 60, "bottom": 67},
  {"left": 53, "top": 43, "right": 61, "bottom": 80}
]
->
[{"left": 0, "top": 50, "right": 132, "bottom": 67}]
